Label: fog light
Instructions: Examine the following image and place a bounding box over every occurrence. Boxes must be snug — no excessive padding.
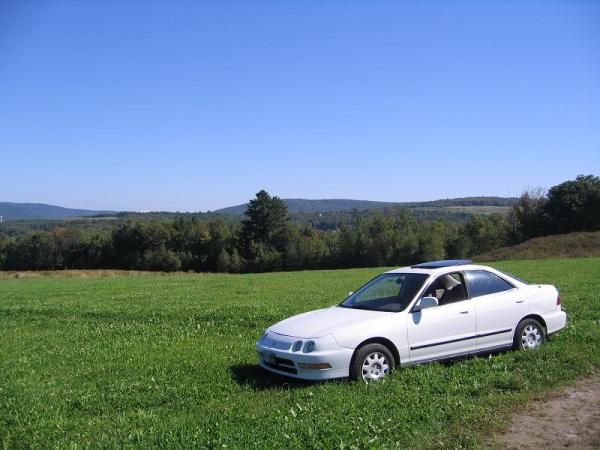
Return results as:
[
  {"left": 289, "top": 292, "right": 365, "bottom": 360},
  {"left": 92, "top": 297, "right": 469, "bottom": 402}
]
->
[{"left": 297, "top": 363, "right": 331, "bottom": 370}]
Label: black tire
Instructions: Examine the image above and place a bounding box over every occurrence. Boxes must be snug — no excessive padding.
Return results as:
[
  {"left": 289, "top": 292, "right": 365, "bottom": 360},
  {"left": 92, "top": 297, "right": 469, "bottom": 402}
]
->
[
  {"left": 349, "top": 343, "right": 395, "bottom": 382},
  {"left": 513, "top": 318, "right": 546, "bottom": 350}
]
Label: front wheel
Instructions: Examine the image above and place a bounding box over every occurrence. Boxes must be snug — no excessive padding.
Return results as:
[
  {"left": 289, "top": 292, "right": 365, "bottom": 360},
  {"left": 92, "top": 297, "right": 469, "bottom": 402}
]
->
[
  {"left": 514, "top": 318, "right": 545, "bottom": 350},
  {"left": 349, "top": 343, "right": 395, "bottom": 382}
]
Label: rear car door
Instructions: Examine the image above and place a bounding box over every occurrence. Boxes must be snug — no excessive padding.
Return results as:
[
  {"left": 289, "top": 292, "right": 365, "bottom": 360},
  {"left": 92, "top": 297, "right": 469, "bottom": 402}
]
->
[
  {"left": 406, "top": 272, "right": 477, "bottom": 363},
  {"left": 465, "top": 270, "right": 529, "bottom": 351}
]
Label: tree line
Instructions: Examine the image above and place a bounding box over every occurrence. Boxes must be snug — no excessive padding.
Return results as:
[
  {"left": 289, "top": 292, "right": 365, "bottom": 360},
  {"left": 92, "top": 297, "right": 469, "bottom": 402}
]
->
[
  {"left": 508, "top": 174, "right": 600, "bottom": 241},
  {"left": 0, "top": 175, "right": 598, "bottom": 273}
]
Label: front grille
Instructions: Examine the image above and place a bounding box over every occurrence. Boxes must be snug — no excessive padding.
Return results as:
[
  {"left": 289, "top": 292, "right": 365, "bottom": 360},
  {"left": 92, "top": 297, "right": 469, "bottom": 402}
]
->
[
  {"left": 260, "top": 353, "right": 298, "bottom": 374},
  {"left": 265, "top": 362, "right": 297, "bottom": 374}
]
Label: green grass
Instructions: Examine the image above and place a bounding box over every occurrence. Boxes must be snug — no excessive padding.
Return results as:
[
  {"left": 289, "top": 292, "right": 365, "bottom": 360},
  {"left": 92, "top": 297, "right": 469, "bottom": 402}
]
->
[
  {"left": 475, "top": 231, "right": 600, "bottom": 261},
  {"left": 1, "top": 259, "right": 600, "bottom": 449}
]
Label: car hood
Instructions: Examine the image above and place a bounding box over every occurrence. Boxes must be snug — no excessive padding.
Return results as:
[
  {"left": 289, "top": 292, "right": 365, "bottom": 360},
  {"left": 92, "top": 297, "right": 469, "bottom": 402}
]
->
[{"left": 269, "top": 306, "right": 387, "bottom": 339}]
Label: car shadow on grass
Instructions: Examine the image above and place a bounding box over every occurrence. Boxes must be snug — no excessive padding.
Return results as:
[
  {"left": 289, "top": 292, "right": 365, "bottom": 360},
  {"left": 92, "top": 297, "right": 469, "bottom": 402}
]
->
[{"left": 229, "top": 364, "right": 332, "bottom": 391}]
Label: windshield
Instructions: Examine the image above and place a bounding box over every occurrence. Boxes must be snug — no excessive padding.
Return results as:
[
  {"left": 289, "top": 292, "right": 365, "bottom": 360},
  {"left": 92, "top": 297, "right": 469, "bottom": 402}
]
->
[{"left": 340, "top": 273, "right": 429, "bottom": 312}]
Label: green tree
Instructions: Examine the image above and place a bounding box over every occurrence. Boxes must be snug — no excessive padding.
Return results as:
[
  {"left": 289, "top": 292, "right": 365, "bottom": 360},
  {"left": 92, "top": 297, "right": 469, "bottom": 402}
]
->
[
  {"left": 205, "top": 220, "right": 232, "bottom": 271},
  {"left": 240, "top": 190, "right": 289, "bottom": 267},
  {"left": 67, "top": 230, "right": 111, "bottom": 269},
  {"left": 337, "top": 222, "right": 358, "bottom": 268},
  {"left": 6, "top": 232, "right": 59, "bottom": 270},
  {"left": 142, "top": 245, "right": 181, "bottom": 271},
  {"left": 417, "top": 220, "right": 447, "bottom": 262},
  {"left": 284, "top": 226, "right": 331, "bottom": 270},
  {"left": 215, "top": 248, "right": 231, "bottom": 272},
  {"left": 111, "top": 221, "right": 171, "bottom": 269},
  {"left": 462, "top": 214, "right": 509, "bottom": 256},
  {"left": 228, "top": 248, "right": 243, "bottom": 273},
  {"left": 545, "top": 174, "right": 600, "bottom": 233},
  {"left": 0, "top": 237, "right": 8, "bottom": 268},
  {"left": 508, "top": 188, "right": 548, "bottom": 241}
]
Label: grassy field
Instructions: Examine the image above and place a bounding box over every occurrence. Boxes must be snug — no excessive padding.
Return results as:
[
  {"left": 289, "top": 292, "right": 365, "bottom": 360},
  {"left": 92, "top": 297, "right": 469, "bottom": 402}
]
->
[
  {"left": 475, "top": 231, "right": 600, "bottom": 261},
  {"left": 411, "top": 205, "right": 510, "bottom": 216},
  {"left": 1, "top": 259, "right": 599, "bottom": 448}
]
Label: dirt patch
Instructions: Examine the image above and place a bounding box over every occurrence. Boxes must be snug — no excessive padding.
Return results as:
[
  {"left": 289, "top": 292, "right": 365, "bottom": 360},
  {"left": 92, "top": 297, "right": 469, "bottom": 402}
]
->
[{"left": 492, "top": 375, "right": 600, "bottom": 449}]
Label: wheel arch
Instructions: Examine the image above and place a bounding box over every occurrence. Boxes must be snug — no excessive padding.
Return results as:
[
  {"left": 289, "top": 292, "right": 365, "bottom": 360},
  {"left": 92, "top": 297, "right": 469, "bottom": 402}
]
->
[
  {"left": 351, "top": 337, "right": 401, "bottom": 368},
  {"left": 517, "top": 314, "right": 547, "bottom": 333}
]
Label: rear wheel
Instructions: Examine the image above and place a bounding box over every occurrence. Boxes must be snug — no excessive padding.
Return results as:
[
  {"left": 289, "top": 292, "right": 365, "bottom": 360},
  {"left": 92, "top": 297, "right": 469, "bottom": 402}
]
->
[
  {"left": 514, "top": 318, "right": 545, "bottom": 350},
  {"left": 349, "top": 343, "right": 395, "bottom": 382}
]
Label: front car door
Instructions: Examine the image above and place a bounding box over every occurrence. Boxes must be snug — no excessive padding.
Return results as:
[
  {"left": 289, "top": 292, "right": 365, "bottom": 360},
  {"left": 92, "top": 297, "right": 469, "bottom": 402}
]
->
[
  {"left": 465, "top": 270, "right": 529, "bottom": 351},
  {"left": 406, "top": 272, "right": 477, "bottom": 363}
]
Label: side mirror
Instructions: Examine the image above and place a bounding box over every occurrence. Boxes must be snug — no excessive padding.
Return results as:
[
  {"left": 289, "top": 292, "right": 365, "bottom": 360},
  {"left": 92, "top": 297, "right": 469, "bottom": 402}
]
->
[
  {"left": 413, "top": 296, "right": 438, "bottom": 312},
  {"left": 347, "top": 291, "right": 354, "bottom": 297}
]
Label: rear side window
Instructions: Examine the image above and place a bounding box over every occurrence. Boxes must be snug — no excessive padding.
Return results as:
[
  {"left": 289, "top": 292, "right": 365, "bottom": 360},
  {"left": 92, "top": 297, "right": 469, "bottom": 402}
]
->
[{"left": 465, "top": 270, "right": 514, "bottom": 298}]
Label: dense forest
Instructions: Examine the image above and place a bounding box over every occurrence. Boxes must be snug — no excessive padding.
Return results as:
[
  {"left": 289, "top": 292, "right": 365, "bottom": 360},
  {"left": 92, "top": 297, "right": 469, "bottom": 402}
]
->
[{"left": 0, "top": 175, "right": 598, "bottom": 273}]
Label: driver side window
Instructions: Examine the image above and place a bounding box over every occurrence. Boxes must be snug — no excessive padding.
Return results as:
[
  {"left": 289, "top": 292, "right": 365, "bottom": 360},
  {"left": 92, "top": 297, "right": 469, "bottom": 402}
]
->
[{"left": 423, "top": 272, "right": 468, "bottom": 306}]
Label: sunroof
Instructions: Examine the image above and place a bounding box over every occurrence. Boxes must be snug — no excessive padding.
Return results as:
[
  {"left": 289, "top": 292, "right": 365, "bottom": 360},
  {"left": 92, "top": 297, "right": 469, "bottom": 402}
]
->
[{"left": 411, "top": 259, "right": 473, "bottom": 269}]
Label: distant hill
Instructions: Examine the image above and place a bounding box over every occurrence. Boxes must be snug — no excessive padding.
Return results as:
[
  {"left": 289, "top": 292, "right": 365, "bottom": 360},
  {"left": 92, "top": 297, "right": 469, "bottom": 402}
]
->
[
  {"left": 474, "top": 231, "right": 600, "bottom": 261},
  {"left": 0, "top": 202, "right": 114, "bottom": 221},
  {"left": 0, "top": 196, "right": 517, "bottom": 223},
  {"left": 215, "top": 197, "right": 517, "bottom": 215}
]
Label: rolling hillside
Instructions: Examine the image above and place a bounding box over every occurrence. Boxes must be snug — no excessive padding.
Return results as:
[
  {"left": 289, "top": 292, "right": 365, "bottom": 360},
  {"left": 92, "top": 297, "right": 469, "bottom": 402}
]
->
[
  {"left": 475, "top": 231, "right": 600, "bottom": 261},
  {"left": 0, "top": 197, "right": 516, "bottom": 222},
  {"left": 215, "top": 196, "right": 517, "bottom": 215},
  {"left": 0, "top": 202, "right": 114, "bottom": 221}
]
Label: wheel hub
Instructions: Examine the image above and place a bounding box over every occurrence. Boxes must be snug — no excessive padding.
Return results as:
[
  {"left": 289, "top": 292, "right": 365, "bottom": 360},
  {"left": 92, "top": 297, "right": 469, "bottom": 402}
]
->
[
  {"left": 521, "top": 324, "right": 542, "bottom": 349},
  {"left": 362, "top": 352, "right": 389, "bottom": 382}
]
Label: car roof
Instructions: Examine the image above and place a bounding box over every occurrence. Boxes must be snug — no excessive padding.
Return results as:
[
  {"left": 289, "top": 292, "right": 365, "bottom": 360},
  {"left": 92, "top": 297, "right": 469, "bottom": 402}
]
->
[
  {"left": 411, "top": 259, "right": 473, "bottom": 269},
  {"left": 385, "top": 260, "right": 493, "bottom": 275}
]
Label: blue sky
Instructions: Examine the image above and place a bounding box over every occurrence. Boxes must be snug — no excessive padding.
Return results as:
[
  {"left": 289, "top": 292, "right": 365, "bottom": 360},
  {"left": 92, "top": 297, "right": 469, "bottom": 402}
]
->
[{"left": 0, "top": 1, "right": 598, "bottom": 212}]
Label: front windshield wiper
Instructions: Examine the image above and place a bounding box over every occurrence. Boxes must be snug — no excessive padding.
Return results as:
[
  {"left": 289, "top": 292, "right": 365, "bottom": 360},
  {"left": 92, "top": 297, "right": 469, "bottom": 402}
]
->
[{"left": 337, "top": 304, "right": 377, "bottom": 311}]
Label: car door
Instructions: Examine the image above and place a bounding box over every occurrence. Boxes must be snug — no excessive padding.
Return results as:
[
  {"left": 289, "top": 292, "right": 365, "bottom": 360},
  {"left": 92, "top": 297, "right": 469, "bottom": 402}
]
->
[
  {"left": 406, "top": 272, "right": 477, "bottom": 363},
  {"left": 465, "top": 270, "right": 529, "bottom": 351}
]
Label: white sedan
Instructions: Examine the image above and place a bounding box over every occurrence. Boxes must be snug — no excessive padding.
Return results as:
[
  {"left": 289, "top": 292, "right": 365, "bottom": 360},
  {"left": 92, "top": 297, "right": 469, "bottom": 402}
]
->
[{"left": 256, "top": 260, "right": 566, "bottom": 382}]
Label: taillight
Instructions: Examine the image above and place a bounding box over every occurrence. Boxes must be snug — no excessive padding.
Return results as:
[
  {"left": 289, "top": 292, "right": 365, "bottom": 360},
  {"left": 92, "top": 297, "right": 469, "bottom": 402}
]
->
[{"left": 557, "top": 294, "right": 561, "bottom": 306}]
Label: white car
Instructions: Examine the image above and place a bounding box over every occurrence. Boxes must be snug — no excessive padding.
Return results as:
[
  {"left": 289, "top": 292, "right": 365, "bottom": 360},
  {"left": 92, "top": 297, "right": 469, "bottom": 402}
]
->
[{"left": 256, "top": 260, "right": 566, "bottom": 382}]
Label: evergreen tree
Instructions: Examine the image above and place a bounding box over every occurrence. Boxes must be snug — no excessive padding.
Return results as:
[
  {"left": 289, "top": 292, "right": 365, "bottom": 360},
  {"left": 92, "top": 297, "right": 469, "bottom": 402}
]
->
[{"left": 240, "top": 190, "right": 289, "bottom": 258}]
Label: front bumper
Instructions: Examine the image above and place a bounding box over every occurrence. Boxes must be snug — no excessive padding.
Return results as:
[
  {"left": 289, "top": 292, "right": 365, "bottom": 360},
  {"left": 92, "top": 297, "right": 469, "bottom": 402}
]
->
[{"left": 255, "top": 332, "right": 353, "bottom": 380}]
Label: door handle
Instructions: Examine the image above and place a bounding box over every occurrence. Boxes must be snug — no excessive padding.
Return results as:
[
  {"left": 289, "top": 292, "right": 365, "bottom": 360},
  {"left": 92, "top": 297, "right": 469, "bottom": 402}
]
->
[
  {"left": 459, "top": 310, "right": 469, "bottom": 314},
  {"left": 515, "top": 300, "right": 525, "bottom": 304}
]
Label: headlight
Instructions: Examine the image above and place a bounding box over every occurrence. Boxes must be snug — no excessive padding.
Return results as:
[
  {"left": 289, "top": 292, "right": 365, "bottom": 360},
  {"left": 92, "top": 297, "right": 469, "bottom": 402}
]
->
[
  {"left": 304, "top": 341, "right": 316, "bottom": 353},
  {"left": 292, "top": 340, "right": 303, "bottom": 352}
]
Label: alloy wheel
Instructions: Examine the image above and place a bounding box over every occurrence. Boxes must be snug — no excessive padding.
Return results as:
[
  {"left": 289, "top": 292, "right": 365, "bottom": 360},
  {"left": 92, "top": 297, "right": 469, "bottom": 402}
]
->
[
  {"left": 521, "top": 324, "right": 543, "bottom": 349},
  {"left": 361, "top": 352, "right": 389, "bottom": 381}
]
